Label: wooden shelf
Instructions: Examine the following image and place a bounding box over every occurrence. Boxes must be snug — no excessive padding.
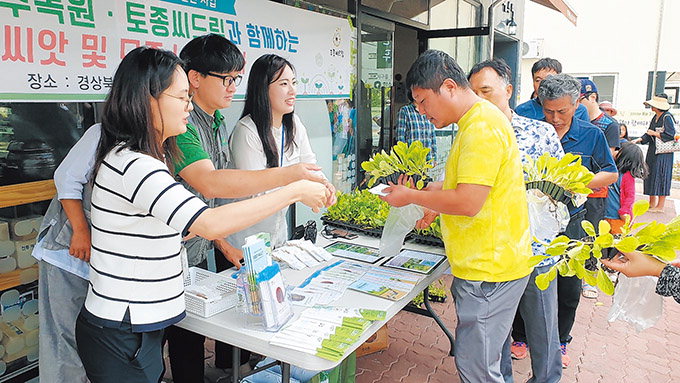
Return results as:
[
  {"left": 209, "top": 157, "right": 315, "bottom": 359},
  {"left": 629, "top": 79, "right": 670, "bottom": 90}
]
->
[
  {"left": 0, "top": 265, "right": 38, "bottom": 291},
  {"left": 0, "top": 180, "right": 55, "bottom": 208}
]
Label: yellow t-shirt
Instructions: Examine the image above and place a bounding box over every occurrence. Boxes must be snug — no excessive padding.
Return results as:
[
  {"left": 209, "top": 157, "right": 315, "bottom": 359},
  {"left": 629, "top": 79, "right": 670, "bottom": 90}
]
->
[{"left": 441, "top": 100, "right": 532, "bottom": 282}]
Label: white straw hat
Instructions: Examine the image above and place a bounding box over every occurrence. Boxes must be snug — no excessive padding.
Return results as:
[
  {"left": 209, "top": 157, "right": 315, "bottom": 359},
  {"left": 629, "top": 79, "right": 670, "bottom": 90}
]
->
[{"left": 644, "top": 95, "right": 670, "bottom": 111}]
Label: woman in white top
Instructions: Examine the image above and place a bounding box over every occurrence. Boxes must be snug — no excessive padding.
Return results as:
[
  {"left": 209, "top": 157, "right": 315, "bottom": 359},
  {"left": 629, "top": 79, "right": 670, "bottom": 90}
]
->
[
  {"left": 74, "top": 47, "right": 327, "bottom": 383},
  {"left": 230, "top": 54, "right": 336, "bottom": 248}
]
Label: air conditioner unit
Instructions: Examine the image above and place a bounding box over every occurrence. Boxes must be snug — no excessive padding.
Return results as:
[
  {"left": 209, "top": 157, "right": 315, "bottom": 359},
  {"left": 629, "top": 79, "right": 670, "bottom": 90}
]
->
[{"left": 522, "top": 38, "right": 544, "bottom": 59}]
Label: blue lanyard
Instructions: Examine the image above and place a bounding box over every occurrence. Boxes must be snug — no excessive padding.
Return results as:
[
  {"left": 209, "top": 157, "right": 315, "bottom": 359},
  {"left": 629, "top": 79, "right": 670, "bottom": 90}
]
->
[{"left": 280, "top": 126, "right": 285, "bottom": 167}]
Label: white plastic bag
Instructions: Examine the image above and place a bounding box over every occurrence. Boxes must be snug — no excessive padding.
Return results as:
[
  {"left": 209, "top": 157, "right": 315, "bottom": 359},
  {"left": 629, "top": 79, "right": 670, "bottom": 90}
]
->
[
  {"left": 526, "top": 189, "right": 570, "bottom": 244},
  {"left": 607, "top": 274, "right": 664, "bottom": 332},
  {"left": 379, "top": 204, "right": 424, "bottom": 257}
]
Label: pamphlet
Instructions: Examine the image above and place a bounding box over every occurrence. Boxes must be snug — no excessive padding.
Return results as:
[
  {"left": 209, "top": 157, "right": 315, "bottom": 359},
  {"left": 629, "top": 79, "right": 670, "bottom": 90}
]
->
[
  {"left": 383, "top": 249, "right": 446, "bottom": 274},
  {"left": 272, "top": 240, "right": 334, "bottom": 270},
  {"left": 348, "top": 267, "right": 422, "bottom": 301},
  {"left": 243, "top": 236, "right": 272, "bottom": 274},
  {"left": 269, "top": 307, "right": 387, "bottom": 361},
  {"left": 240, "top": 233, "right": 293, "bottom": 330},
  {"left": 324, "top": 241, "right": 383, "bottom": 264},
  {"left": 289, "top": 261, "right": 369, "bottom": 307},
  {"left": 257, "top": 263, "right": 293, "bottom": 331}
]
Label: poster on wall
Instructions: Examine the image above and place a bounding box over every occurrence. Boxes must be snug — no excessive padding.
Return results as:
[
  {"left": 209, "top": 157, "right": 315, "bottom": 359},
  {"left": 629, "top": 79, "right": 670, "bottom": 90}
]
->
[{"left": 0, "top": 0, "right": 352, "bottom": 102}]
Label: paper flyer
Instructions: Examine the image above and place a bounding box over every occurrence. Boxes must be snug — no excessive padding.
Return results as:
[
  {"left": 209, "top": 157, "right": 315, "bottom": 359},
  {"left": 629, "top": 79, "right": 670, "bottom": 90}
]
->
[
  {"left": 383, "top": 249, "right": 446, "bottom": 274},
  {"left": 348, "top": 267, "right": 422, "bottom": 301},
  {"left": 324, "top": 242, "right": 383, "bottom": 264}
]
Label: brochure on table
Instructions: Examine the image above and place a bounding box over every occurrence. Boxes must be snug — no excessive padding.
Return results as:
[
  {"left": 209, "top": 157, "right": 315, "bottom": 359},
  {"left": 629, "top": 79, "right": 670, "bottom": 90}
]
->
[
  {"left": 240, "top": 233, "right": 294, "bottom": 331},
  {"left": 269, "top": 306, "right": 387, "bottom": 361},
  {"left": 348, "top": 266, "right": 422, "bottom": 301},
  {"left": 383, "top": 249, "right": 447, "bottom": 274},
  {"left": 324, "top": 241, "right": 383, "bottom": 264},
  {"left": 289, "top": 260, "right": 370, "bottom": 307}
]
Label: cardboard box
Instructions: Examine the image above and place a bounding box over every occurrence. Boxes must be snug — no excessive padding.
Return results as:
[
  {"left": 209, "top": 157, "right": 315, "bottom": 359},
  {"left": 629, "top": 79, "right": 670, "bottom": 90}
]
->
[{"left": 356, "top": 324, "right": 389, "bottom": 357}]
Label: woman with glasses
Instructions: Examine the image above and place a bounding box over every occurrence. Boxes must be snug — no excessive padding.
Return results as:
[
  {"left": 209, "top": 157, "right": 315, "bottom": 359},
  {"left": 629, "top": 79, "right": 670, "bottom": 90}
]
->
[
  {"left": 74, "top": 46, "right": 328, "bottom": 383},
  {"left": 228, "top": 54, "right": 336, "bottom": 251}
]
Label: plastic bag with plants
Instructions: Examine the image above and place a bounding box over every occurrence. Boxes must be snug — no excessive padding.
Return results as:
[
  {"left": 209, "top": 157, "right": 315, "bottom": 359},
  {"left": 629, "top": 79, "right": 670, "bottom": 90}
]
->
[{"left": 532, "top": 200, "right": 680, "bottom": 295}]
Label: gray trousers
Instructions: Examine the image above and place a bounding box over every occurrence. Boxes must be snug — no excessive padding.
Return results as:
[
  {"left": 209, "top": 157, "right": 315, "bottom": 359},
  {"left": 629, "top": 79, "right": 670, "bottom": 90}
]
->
[
  {"left": 501, "top": 266, "right": 561, "bottom": 383},
  {"left": 452, "top": 275, "right": 529, "bottom": 383},
  {"left": 38, "top": 260, "right": 89, "bottom": 383}
]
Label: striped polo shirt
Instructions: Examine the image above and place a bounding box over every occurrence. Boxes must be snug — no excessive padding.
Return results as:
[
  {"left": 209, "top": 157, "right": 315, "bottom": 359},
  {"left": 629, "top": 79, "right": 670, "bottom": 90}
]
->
[{"left": 83, "top": 146, "right": 208, "bottom": 332}]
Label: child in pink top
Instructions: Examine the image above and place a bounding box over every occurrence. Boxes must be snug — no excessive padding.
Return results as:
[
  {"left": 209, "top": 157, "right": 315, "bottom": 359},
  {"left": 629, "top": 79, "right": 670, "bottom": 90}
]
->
[{"left": 605, "top": 142, "right": 648, "bottom": 233}]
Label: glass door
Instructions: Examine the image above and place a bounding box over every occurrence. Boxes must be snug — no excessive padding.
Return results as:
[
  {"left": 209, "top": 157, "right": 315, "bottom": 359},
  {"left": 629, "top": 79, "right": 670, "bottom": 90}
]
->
[{"left": 356, "top": 13, "right": 394, "bottom": 184}]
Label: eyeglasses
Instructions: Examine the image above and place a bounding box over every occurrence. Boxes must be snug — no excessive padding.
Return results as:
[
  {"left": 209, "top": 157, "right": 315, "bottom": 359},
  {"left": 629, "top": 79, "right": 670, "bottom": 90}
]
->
[
  {"left": 163, "top": 93, "right": 193, "bottom": 109},
  {"left": 206, "top": 72, "right": 242, "bottom": 87}
]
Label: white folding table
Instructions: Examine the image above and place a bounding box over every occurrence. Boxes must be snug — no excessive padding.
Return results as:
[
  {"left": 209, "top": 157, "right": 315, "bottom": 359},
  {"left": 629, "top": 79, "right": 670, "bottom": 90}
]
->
[{"left": 175, "top": 235, "right": 454, "bottom": 383}]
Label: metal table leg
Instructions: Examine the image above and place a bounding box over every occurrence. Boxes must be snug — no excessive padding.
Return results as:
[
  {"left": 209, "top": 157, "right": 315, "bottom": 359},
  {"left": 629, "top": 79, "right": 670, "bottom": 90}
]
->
[
  {"left": 402, "top": 286, "right": 455, "bottom": 356},
  {"left": 281, "top": 362, "right": 291, "bottom": 383},
  {"left": 232, "top": 346, "right": 241, "bottom": 382}
]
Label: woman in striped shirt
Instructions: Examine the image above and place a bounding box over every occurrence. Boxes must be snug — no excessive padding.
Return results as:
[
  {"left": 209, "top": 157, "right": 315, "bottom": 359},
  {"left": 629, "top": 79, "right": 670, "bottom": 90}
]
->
[{"left": 74, "top": 47, "right": 328, "bottom": 383}]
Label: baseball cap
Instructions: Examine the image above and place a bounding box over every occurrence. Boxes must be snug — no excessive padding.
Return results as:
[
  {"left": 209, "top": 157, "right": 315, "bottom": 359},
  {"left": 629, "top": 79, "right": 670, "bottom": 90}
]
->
[{"left": 580, "top": 79, "right": 598, "bottom": 96}]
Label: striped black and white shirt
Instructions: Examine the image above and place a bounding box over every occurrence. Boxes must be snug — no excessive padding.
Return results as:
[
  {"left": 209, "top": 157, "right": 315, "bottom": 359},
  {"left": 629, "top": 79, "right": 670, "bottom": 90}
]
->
[{"left": 83, "top": 146, "right": 208, "bottom": 332}]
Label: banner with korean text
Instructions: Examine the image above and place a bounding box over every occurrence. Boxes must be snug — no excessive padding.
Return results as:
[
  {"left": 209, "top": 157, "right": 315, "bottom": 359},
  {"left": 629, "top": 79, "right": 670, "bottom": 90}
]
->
[{"left": 0, "top": 0, "right": 352, "bottom": 101}]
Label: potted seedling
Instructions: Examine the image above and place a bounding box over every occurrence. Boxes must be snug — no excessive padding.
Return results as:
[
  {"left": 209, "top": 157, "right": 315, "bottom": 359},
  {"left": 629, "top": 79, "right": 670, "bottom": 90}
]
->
[
  {"left": 533, "top": 200, "right": 680, "bottom": 295},
  {"left": 427, "top": 279, "right": 448, "bottom": 303},
  {"left": 362, "top": 141, "right": 433, "bottom": 190},
  {"left": 322, "top": 189, "right": 390, "bottom": 236},
  {"left": 523, "top": 152, "right": 595, "bottom": 204},
  {"left": 411, "top": 215, "right": 444, "bottom": 247},
  {"left": 409, "top": 278, "right": 448, "bottom": 307}
]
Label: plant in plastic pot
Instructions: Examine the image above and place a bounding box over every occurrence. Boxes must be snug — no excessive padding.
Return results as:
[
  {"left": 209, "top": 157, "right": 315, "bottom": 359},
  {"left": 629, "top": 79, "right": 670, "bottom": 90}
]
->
[
  {"left": 414, "top": 215, "right": 442, "bottom": 239},
  {"left": 361, "top": 141, "right": 433, "bottom": 189},
  {"left": 533, "top": 200, "right": 680, "bottom": 295},
  {"left": 523, "top": 152, "right": 595, "bottom": 204},
  {"left": 428, "top": 279, "right": 448, "bottom": 303}
]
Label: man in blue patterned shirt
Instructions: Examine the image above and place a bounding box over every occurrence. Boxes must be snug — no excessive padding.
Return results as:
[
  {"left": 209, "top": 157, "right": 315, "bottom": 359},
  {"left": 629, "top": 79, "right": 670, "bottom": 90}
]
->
[
  {"left": 469, "top": 59, "right": 565, "bottom": 383},
  {"left": 396, "top": 93, "right": 438, "bottom": 162}
]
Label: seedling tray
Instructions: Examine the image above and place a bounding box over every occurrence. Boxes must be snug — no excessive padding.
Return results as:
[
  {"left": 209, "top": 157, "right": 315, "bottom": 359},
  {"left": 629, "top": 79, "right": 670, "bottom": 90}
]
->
[
  {"left": 408, "top": 233, "right": 444, "bottom": 248},
  {"left": 321, "top": 216, "right": 383, "bottom": 237},
  {"left": 525, "top": 180, "right": 573, "bottom": 205},
  {"left": 376, "top": 173, "right": 431, "bottom": 189}
]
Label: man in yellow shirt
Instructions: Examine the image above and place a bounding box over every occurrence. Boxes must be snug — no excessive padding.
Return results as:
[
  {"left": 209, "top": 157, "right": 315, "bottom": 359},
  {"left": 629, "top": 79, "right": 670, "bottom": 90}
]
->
[{"left": 382, "top": 50, "right": 532, "bottom": 382}]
